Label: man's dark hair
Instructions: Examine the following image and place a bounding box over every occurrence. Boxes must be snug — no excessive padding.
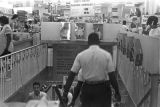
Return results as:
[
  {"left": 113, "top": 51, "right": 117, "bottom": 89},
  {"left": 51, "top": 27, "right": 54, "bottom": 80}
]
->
[
  {"left": 88, "top": 32, "right": 100, "bottom": 45},
  {"left": 122, "top": 20, "right": 126, "bottom": 25},
  {"left": 33, "top": 82, "right": 40, "bottom": 87},
  {"left": 11, "top": 14, "right": 18, "bottom": 20},
  {"left": 0, "top": 16, "right": 9, "bottom": 25}
]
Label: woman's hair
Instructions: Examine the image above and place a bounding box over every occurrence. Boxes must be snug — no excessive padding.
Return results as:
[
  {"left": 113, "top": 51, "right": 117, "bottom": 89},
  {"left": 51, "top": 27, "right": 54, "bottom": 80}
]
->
[{"left": 0, "top": 16, "right": 9, "bottom": 25}]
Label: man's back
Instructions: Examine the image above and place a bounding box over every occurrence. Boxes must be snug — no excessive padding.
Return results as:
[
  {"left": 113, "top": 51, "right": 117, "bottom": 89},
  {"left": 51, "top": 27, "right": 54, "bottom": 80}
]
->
[
  {"left": 63, "top": 32, "right": 120, "bottom": 107},
  {"left": 77, "top": 45, "right": 113, "bottom": 81}
]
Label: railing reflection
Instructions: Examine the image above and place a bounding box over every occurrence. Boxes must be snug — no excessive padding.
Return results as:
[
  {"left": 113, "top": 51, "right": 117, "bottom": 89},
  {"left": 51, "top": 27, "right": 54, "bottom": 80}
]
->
[{"left": 0, "top": 43, "right": 48, "bottom": 101}]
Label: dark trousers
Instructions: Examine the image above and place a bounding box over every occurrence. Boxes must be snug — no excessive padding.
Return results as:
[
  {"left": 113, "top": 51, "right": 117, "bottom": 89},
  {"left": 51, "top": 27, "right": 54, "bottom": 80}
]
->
[{"left": 81, "top": 81, "right": 112, "bottom": 107}]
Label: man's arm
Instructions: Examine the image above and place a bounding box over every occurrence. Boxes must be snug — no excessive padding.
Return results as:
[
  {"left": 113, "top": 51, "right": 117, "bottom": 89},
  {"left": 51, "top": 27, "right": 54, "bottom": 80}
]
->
[
  {"left": 63, "top": 53, "right": 81, "bottom": 104},
  {"left": 63, "top": 71, "right": 76, "bottom": 96},
  {"left": 108, "top": 54, "right": 121, "bottom": 102},
  {"left": 108, "top": 71, "right": 121, "bottom": 102},
  {"left": 108, "top": 71, "right": 119, "bottom": 93},
  {"left": 64, "top": 53, "right": 81, "bottom": 96},
  {"left": 70, "top": 81, "right": 83, "bottom": 105}
]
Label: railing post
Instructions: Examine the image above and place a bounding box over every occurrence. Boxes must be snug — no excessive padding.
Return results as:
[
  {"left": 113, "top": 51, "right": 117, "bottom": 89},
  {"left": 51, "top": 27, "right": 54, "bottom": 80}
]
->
[
  {"left": 46, "top": 44, "right": 48, "bottom": 68},
  {"left": 150, "top": 74, "right": 159, "bottom": 107}
]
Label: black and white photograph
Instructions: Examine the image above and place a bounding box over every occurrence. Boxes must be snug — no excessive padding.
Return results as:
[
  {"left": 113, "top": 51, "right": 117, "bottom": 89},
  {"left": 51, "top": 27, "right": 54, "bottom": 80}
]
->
[
  {"left": 60, "top": 22, "right": 70, "bottom": 40},
  {"left": 93, "top": 23, "right": 103, "bottom": 40},
  {"left": 75, "top": 23, "right": 86, "bottom": 40},
  {"left": 0, "top": 0, "right": 160, "bottom": 107}
]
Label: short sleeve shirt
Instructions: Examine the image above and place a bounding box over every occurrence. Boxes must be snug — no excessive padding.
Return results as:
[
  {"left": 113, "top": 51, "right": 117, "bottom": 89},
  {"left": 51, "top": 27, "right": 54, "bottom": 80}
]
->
[
  {"left": 29, "top": 91, "right": 47, "bottom": 100},
  {"left": 0, "top": 24, "right": 12, "bottom": 55},
  {"left": 77, "top": 69, "right": 84, "bottom": 82},
  {"left": 149, "top": 27, "right": 160, "bottom": 38},
  {"left": 0, "top": 24, "right": 12, "bottom": 35},
  {"left": 71, "top": 45, "right": 114, "bottom": 81}
]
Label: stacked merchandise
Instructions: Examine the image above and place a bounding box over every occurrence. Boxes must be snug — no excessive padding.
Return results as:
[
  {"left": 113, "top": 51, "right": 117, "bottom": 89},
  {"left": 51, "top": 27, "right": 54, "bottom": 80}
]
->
[
  {"left": 17, "top": 10, "right": 27, "bottom": 32},
  {"left": 17, "top": 10, "right": 27, "bottom": 22}
]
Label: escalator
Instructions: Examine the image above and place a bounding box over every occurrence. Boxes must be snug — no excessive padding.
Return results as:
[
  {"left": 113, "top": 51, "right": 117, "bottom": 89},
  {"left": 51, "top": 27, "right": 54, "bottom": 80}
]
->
[{"left": 1, "top": 40, "right": 140, "bottom": 107}]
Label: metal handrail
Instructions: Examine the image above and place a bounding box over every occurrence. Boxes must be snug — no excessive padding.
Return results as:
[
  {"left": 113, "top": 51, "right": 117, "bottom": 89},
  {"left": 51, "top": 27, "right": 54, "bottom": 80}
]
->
[
  {"left": 0, "top": 43, "right": 48, "bottom": 101},
  {"left": 137, "top": 88, "right": 151, "bottom": 107},
  {"left": 0, "top": 44, "right": 45, "bottom": 58}
]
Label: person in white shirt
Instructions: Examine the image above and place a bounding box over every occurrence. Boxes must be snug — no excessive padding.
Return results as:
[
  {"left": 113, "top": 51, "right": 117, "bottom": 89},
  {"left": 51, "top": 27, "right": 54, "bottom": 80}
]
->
[
  {"left": 0, "top": 16, "right": 13, "bottom": 56},
  {"left": 119, "top": 20, "right": 129, "bottom": 33},
  {"left": 26, "top": 97, "right": 48, "bottom": 107},
  {"left": 26, "top": 82, "right": 47, "bottom": 102},
  {"left": 122, "top": 20, "right": 129, "bottom": 31},
  {"left": 62, "top": 32, "right": 121, "bottom": 107},
  {"left": 149, "top": 27, "right": 160, "bottom": 38},
  {"left": 148, "top": 16, "right": 160, "bottom": 38}
]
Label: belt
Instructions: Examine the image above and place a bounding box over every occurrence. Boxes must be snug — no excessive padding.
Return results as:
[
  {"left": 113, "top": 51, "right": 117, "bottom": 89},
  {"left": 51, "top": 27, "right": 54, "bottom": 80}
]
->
[{"left": 84, "top": 80, "right": 110, "bottom": 85}]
